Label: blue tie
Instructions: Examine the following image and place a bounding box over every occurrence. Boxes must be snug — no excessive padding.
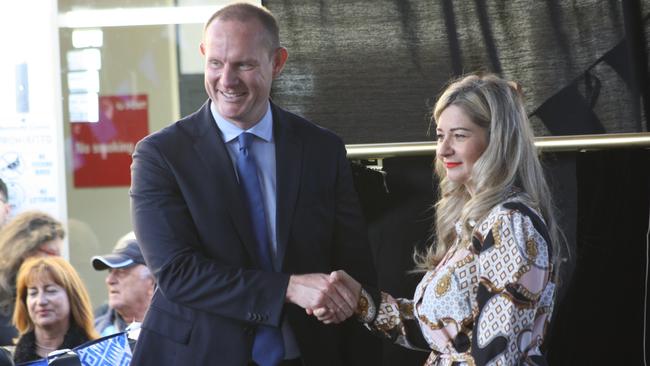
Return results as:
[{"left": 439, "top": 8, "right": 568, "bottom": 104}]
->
[{"left": 236, "top": 132, "right": 284, "bottom": 366}]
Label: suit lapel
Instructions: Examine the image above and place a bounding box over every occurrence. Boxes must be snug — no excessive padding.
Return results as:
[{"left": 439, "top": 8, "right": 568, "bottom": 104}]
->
[
  {"left": 273, "top": 104, "right": 302, "bottom": 270},
  {"left": 190, "top": 101, "right": 260, "bottom": 266}
]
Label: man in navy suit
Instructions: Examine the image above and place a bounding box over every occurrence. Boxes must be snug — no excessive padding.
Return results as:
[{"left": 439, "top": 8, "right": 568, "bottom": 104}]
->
[{"left": 130, "top": 3, "right": 378, "bottom": 365}]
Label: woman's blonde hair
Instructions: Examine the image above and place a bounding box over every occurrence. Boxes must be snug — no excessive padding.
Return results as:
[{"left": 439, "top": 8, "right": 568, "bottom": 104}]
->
[
  {"left": 0, "top": 211, "right": 64, "bottom": 301},
  {"left": 13, "top": 256, "right": 98, "bottom": 340},
  {"left": 416, "top": 73, "right": 562, "bottom": 277}
]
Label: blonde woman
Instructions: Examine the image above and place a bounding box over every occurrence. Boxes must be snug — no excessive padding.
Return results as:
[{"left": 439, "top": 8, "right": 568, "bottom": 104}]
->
[
  {"left": 0, "top": 211, "right": 64, "bottom": 346},
  {"left": 12, "top": 256, "right": 98, "bottom": 363},
  {"left": 321, "top": 74, "right": 563, "bottom": 366}
]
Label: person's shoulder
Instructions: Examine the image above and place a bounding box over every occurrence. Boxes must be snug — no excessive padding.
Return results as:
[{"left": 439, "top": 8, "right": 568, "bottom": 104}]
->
[
  {"left": 93, "top": 302, "right": 109, "bottom": 318},
  {"left": 273, "top": 104, "right": 343, "bottom": 144},
  {"left": 138, "top": 102, "right": 210, "bottom": 149},
  {"left": 475, "top": 193, "right": 544, "bottom": 233},
  {"left": 500, "top": 196, "right": 545, "bottom": 225},
  {"left": 145, "top": 109, "right": 200, "bottom": 142},
  {"left": 478, "top": 195, "right": 550, "bottom": 247},
  {"left": 12, "top": 331, "right": 35, "bottom": 364},
  {"left": 93, "top": 306, "right": 111, "bottom": 326}
]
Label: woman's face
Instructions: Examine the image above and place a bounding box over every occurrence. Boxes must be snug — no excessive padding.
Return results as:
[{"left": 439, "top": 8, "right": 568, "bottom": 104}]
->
[
  {"left": 436, "top": 105, "right": 489, "bottom": 193},
  {"left": 26, "top": 274, "right": 70, "bottom": 331}
]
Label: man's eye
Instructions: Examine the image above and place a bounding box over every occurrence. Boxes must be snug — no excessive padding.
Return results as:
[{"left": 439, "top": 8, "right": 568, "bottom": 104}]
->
[
  {"left": 436, "top": 134, "right": 444, "bottom": 142},
  {"left": 239, "top": 63, "right": 254, "bottom": 70},
  {"left": 454, "top": 134, "right": 467, "bottom": 139}
]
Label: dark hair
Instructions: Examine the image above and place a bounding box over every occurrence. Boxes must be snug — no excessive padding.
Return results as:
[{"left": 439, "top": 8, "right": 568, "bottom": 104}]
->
[
  {"left": 0, "top": 178, "right": 7, "bottom": 202},
  {"left": 204, "top": 3, "right": 280, "bottom": 50}
]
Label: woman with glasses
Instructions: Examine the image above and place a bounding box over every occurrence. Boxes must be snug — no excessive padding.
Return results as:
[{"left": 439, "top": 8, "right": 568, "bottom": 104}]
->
[{"left": 0, "top": 211, "right": 64, "bottom": 346}]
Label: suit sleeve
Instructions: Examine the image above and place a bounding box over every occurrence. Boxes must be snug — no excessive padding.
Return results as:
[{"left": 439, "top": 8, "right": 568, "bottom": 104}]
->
[{"left": 130, "top": 137, "right": 290, "bottom": 327}]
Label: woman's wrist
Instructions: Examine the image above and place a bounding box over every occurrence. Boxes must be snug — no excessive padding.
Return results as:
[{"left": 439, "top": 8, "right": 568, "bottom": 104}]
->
[{"left": 355, "top": 288, "right": 376, "bottom": 323}]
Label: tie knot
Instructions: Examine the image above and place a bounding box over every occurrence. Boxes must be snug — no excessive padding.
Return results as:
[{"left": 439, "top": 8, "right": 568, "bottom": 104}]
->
[{"left": 238, "top": 132, "right": 254, "bottom": 150}]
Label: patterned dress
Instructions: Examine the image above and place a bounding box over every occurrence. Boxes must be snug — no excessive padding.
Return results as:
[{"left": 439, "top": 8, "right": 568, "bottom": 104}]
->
[{"left": 357, "top": 197, "right": 555, "bottom": 366}]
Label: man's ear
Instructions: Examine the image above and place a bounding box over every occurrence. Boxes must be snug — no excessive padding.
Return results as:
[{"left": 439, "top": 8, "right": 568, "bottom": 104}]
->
[
  {"left": 271, "top": 47, "right": 288, "bottom": 78},
  {"left": 199, "top": 42, "right": 206, "bottom": 56}
]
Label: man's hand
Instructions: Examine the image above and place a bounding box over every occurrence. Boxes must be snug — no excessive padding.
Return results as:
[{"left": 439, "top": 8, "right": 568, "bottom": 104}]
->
[
  {"left": 285, "top": 273, "right": 358, "bottom": 323},
  {"left": 311, "top": 270, "right": 362, "bottom": 324}
]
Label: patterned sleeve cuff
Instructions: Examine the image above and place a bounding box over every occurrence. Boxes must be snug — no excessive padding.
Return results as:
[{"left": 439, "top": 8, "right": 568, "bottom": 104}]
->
[{"left": 355, "top": 288, "right": 377, "bottom": 323}]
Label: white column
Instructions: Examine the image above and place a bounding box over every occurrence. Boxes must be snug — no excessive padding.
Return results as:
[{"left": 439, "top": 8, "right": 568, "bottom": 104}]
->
[{"left": 0, "top": 0, "right": 69, "bottom": 257}]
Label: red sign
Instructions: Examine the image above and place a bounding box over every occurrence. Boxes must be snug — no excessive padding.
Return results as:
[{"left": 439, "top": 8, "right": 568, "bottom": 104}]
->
[{"left": 72, "top": 95, "right": 148, "bottom": 187}]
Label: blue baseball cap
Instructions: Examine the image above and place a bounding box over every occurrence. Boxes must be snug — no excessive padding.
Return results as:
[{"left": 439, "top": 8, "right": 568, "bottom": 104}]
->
[{"left": 91, "top": 232, "right": 145, "bottom": 270}]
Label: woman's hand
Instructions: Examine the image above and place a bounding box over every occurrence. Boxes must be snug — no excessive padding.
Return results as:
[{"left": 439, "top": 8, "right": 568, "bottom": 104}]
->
[{"left": 310, "top": 270, "right": 362, "bottom": 324}]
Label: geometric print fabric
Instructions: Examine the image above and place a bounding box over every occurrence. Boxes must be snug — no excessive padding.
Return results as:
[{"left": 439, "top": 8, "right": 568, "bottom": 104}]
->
[{"left": 358, "top": 196, "right": 555, "bottom": 366}]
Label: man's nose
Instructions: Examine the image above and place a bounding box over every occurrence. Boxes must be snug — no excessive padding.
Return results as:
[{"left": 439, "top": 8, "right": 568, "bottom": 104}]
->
[
  {"left": 220, "top": 64, "right": 238, "bottom": 88},
  {"left": 106, "top": 271, "right": 117, "bottom": 285}
]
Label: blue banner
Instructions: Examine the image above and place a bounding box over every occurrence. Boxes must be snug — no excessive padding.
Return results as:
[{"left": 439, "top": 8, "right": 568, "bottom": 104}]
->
[
  {"left": 76, "top": 332, "right": 132, "bottom": 366},
  {"left": 15, "top": 332, "right": 132, "bottom": 366}
]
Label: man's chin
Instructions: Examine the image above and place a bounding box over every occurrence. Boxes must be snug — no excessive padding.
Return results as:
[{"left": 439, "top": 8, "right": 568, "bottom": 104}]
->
[
  {"left": 216, "top": 105, "right": 243, "bottom": 120},
  {"left": 108, "top": 300, "right": 123, "bottom": 309}
]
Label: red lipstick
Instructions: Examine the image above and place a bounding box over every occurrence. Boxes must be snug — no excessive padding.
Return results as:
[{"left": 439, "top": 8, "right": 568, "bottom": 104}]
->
[{"left": 445, "top": 162, "right": 462, "bottom": 168}]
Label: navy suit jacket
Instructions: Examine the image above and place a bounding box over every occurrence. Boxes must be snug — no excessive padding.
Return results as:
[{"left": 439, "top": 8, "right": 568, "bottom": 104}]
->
[{"left": 130, "top": 101, "right": 379, "bottom": 365}]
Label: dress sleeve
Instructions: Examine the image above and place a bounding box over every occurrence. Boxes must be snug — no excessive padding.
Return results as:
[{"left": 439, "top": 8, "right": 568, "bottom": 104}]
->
[
  {"left": 356, "top": 289, "right": 430, "bottom": 351},
  {"left": 472, "top": 207, "right": 555, "bottom": 366}
]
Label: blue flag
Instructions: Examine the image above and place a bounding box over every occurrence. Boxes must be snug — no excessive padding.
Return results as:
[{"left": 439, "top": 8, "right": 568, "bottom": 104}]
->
[
  {"left": 16, "top": 332, "right": 132, "bottom": 366},
  {"left": 75, "top": 332, "right": 132, "bottom": 366}
]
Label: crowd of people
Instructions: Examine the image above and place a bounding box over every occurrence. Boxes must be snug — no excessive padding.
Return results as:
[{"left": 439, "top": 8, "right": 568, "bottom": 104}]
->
[
  {"left": 0, "top": 195, "right": 154, "bottom": 365},
  {"left": 0, "top": 2, "right": 564, "bottom": 366}
]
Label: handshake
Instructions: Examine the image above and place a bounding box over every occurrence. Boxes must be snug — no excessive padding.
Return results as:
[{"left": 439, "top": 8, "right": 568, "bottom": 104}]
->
[{"left": 286, "top": 270, "right": 362, "bottom": 324}]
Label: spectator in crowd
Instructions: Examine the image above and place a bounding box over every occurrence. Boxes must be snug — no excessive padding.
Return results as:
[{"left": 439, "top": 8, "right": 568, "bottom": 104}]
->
[
  {"left": 91, "top": 232, "right": 154, "bottom": 336},
  {"left": 0, "top": 212, "right": 63, "bottom": 346},
  {"left": 0, "top": 179, "right": 10, "bottom": 229},
  {"left": 12, "top": 256, "right": 98, "bottom": 363}
]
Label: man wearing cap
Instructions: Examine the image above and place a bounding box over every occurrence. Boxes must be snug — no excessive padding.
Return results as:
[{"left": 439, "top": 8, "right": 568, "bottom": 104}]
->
[{"left": 91, "top": 232, "right": 155, "bottom": 336}]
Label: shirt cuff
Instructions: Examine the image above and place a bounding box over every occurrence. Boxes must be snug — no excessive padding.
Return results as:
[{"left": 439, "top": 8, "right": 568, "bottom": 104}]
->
[{"left": 355, "top": 288, "right": 377, "bottom": 323}]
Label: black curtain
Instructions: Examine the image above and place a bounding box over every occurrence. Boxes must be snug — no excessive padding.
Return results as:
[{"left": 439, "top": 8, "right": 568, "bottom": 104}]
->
[
  {"left": 266, "top": 0, "right": 649, "bottom": 142},
  {"left": 546, "top": 148, "right": 650, "bottom": 365},
  {"left": 351, "top": 157, "right": 434, "bottom": 365}
]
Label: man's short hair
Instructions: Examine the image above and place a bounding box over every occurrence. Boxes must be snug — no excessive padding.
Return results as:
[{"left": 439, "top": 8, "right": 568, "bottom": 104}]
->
[{"left": 204, "top": 3, "right": 280, "bottom": 50}]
